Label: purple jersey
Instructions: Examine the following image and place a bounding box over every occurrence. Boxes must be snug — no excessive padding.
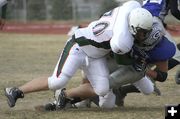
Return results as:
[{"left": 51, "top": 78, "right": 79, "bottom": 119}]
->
[
  {"left": 142, "top": 0, "right": 165, "bottom": 17},
  {"left": 143, "top": 0, "right": 180, "bottom": 20},
  {"left": 132, "top": 36, "right": 176, "bottom": 63},
  {"left": 146, "top": 36, "right": 176, "bottom": 63}
]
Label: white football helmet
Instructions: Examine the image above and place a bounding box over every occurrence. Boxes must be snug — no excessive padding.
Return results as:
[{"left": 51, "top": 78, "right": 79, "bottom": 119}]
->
[{"left": 128, "top": 7, "right": 153, "bottom": 35}]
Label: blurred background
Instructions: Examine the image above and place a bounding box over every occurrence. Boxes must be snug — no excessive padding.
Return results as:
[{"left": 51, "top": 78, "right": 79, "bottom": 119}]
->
[
  {"left": 0, "top": 0, "right": 179, "bottom": 34},
  {"left": 1, "top": 0, "right": 145, "bottom": 22}
]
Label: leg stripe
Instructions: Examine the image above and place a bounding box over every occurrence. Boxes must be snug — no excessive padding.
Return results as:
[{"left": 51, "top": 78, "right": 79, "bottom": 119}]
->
[{"left": 56, "top": 36, "right": 76, "bottom": 77}]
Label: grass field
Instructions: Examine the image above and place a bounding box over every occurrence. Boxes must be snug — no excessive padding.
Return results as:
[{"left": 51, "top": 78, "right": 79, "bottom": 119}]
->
[{"left": 0, "top": 33, "right": 179, "bottom": 119}]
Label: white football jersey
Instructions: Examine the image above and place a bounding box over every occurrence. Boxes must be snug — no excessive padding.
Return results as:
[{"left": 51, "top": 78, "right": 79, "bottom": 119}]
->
[{"left": 74, "top": 1, "right": 141, "bottom": 58}]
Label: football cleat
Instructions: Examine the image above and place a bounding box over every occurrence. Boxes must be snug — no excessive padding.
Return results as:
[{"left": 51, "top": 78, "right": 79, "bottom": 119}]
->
[
  {"left": 75, "top": 99, "right": 91, "bottom": 108},
  {"left": 4, "top": 87, "right": 24, "bottom": 107},
  {"left": 56, "top": 88, "right": 72, "bottom": 110},
  {"left": 113, "top": 88, "right": 126, "bottom": 107},
  {"left": 44, "top": 102, "right": 57, "bottom": 111},
  {"left": 153, "top": 84, "right": 161, "bottom": 96}
]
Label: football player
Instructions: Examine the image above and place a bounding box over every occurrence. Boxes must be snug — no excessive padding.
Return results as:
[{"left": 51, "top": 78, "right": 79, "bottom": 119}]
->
[{"left": 4, "top": 1, "right": 155, "bottom": 109}]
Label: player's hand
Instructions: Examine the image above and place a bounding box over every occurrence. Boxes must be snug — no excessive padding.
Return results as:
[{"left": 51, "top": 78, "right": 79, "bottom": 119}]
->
[
  {"left": 131, "top": 46, "right": 148, "bottom": 72},
  {"left": 133, "top": 56, "right": 147, "bottom": 72}
]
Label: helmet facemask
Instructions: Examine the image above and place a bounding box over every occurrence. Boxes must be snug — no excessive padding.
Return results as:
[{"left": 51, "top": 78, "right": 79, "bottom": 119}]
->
[
  {"left": 133, "top": 27, "right": 152, "bottom": 45},
  {"left": 128, "top": 8, "right": 153, "bottom": 46},
  {"left": 134, "top": 23, "right": 164, "bottom": 51}
]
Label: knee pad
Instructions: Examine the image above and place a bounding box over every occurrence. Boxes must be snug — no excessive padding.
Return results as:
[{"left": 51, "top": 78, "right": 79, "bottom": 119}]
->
[
  {"left": 142, "top": 85, "right": 154, "bottom": 95},
  {"left": 93, "top": 82, "right": 109, "bottom": 97},
  {"left": 99, "top": 91, "right": 116, "bottom": 109},
  {"left": 48, "top": 73, "right": 70, "bottom": 90},
  {"left": 88, "top": 75, "right": 109, "bottom": 96},
  {"left": 94, "top": 87, "right": 109, "bottom": 97},
  {"left": 134, "top": 76, "right": 154, "bottom": 95}
]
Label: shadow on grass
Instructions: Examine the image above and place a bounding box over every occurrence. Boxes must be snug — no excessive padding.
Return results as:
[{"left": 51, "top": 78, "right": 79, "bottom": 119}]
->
[{"left": 31, "top": 105, "right": 163, "bottom": 113}]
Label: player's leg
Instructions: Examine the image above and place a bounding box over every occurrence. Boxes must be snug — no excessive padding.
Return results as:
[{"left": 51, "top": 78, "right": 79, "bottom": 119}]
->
[
  {"left": 4, "top": 77, "right": 50, "bottom": 107},
  {"left": 53, "top": 66, "right": 144, "bottom": 109},
  {"left": 94, "top": 65, "right": 145, "bottom": 108},
  {"left": 71, "top": 71, "right": 92, "bottom": 108},
  {"left": 105, "top": 65, "right": 143, "bottom": 107},
  {"left": 43, "top": 70, "right": 92, "bottom": 111},
  {"left": 48, "top": 59, "right": 149, "bottom": 109},
  {"left": 44, "top": 56, "right": 115, "bottom": 110},
  {"left": 109, "top": 65, "right": 144, "bottom": 88},
  {"left": 43, "top": 84, "right": 93, "bottom": 111},
  {"left": 92, "top": 82, "right": 144, "bottom": 108},
  {"left": 113, "top": 75, "right": 154, "bottom": 107},
  {"left": 45, "top": 81, "right": 98, "bottom": 110},
  {"left": 4, "top": 39, "right": 83, "bottom": 107},
  {"left": 133, "top": 76, "right": 154, "bottom": 95},
  {"left": 70, "top": 57, "right": 110, "bottom": 108},
  {"left": 98, "top": 90, "right": 116, "bottom": 108},
  {"left": 84, "top": 56, "right": 110, "bottom": 97},
  {"left": 53, "top": 57, "right": 110, "bottom": 109},
  {"left": 114, "top": 76, "right": 154, "bottom": 107},
  {"left": 113, "top": 84, "right": 140, "bottom": 107},
  {"left": 57, "top": 57, "right": 110, "bottom": 99}
]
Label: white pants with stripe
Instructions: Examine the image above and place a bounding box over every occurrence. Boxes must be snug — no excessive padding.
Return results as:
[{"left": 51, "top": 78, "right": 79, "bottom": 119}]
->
[{"left": 48, "top": 43, "right": 110, "bottom": 96}]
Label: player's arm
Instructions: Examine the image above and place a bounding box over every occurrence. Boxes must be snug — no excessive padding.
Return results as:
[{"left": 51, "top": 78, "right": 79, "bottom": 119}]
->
[
  {"left": 113, "top": 53, "right": 134, "bottom": 65},
  {"left": 146, "top": 60, "right": 168, "bottom": 82}
]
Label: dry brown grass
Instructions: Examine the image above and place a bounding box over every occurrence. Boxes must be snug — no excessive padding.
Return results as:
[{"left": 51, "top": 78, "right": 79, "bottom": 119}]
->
[{"left": 0, "top": 33, "right": 179, "bottom": 119}]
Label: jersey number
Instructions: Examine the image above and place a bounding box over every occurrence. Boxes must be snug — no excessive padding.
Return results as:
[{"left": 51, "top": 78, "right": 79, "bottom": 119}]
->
[{"left": 92, "top": 22, "right": 109, "bottom": 36}]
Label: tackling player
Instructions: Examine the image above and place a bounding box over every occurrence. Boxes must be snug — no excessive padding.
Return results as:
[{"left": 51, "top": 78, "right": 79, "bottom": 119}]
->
[
  {"left": 45, "top": 23, "right": 176, "bottom": 109},
  {"left": 38, "top": 0, "right": 179, "bottom": 110},
  {"left": 143, "top": 0, "right": 180, "bottom": 83},
  {"left": 112, "top": 0, "right": 180, "bottom": 107},
  {"left": 4, "top": 1, "right": 154, "bottom": 109},
  {"left": 41, "top": 3, "right": 177, "bottom": 110}
]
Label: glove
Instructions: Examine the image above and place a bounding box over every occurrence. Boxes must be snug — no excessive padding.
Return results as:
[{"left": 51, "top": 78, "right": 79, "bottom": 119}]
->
[{"left": 131, "top": 45, "right": 148, "bottom": 72}]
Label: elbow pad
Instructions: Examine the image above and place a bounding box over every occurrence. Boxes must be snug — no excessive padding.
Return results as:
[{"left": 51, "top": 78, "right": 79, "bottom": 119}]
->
[
  {"left": 110, "top": 40, "right": 130, "bottom": 54},
  {"left": 154, "top": 69, "right": 168, "bottom": 82}
]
